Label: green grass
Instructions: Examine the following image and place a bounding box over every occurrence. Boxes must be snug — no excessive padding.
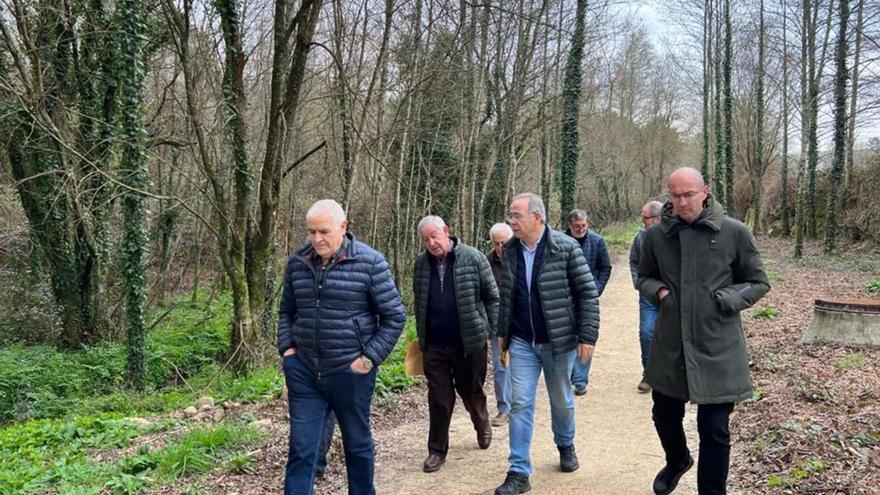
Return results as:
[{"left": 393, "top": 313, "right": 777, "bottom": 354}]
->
[
  {"left": 752, "top": 307, "right": 780, "bottom": 319},
  {"left": 0, "top": 292, "right": 232, "bottom": 423},
  {"left": 0, "top": 413, "right": 264, "bottom": 494},
  {"left": 597, "top": 220, "right": 642, "bottom": 256},
  {"left": 834, "top": 353, "right": 865, "bottom": 371},
  {"left": 0, "top": 292, "right": 421, "bottom": 493},
  {"left": 867, "top": 279, "right": 880, "bottom": 294},
  {"left": 375, "top": 319, "right": 419, "bottom": 398}
]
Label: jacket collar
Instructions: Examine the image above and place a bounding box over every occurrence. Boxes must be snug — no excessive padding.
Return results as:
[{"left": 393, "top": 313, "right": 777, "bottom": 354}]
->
[
  {"left": 503, "top": 224, "right": 561, "bottom": 256},
  {"left": 297, "top": 231, "right": 358, "bottom": 265},
  {"left": 659, "top": 193, "right": 725, "bottom": 236}
]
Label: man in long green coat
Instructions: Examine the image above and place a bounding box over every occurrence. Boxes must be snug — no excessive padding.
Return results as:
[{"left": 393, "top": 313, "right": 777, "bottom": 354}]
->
[{"left": 637, "top": 167, "right": 770, "bottom": 495}]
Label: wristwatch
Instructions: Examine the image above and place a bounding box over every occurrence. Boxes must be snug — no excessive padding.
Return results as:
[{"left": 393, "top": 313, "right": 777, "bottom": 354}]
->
[{"left": 360, "top": 355, "right": 374, "bottom": 371}]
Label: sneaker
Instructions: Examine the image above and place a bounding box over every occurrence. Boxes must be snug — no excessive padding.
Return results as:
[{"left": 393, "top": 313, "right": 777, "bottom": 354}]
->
[
  {"left": 573, "top": 384, "right": 587, "bottom": 396},
  {"left": 495, "top": 471, "right": 531, "bottom": 495},
  {"left": 637, "top": 376, "right": 651, "bottom": 393},
  {"left": 558, "top": 444, "right": 579, "bottom": 472},
  {"left": 491, "top": 412, "right": 510, "bottom": 427},
  {"left": 653, "top": 454, "right": 694, "bottom": 495}
]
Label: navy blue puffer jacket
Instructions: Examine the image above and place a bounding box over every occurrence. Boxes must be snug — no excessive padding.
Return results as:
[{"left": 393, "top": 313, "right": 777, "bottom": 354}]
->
[{"left": 277, "top": 233, "right": 406, "bottom": 375}]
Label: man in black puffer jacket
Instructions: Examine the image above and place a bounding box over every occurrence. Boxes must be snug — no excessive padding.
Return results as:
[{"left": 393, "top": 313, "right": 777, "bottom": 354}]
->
[
  {"left": 277, "top": 199, "right": 405, "bottom": 495},
  {"left": 413, "top": 215, "right": 499, "bottom": 473},
  {"left": 493, "top": 193, "right": 600, "bottom": 495}
]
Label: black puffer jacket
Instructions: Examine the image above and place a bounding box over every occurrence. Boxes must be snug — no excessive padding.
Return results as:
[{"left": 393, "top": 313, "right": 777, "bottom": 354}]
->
[
  {"left": 277, "top": 233, "right": 406, "bottom": 375},
  {"left": 497, "top": 227, "right": 600, "bottom": 354},
  {"left": 413, "top": 237, "right": 499, "bottom": 354}
]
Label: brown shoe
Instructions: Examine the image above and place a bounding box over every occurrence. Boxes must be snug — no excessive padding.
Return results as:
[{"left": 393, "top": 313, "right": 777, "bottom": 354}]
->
[
  {"left": 423, "top": 453, "right": 445, "bottom": 473},
  {"left": 478, "top": 423, "right": 492, "bottom": 449},
  {"left": 491, "top": 412, "right": 509, "bottom": 427}
]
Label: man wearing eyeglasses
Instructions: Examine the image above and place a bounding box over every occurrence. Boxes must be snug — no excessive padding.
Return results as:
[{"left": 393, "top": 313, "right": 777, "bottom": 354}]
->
[
  {"left": 493, "top": 193, "right": 599, "bottom": 495},
  {"left": 637, "top": 168, "right": 770, "bottom": 495},
  {"left": 629, "top": 200, "right": 664, "bottom": 393}
]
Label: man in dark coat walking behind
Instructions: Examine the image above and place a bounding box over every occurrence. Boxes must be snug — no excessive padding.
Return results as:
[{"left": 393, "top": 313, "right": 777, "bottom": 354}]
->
[
  {"left": 278, "top": 199, "right": 406, "bottom": 495},
  {"left": 413, "top": 215, "right": 499, "bottom": 473},
  {"left": 564, "top": 209, "right": 612, "bottom": 395},
  {"left": 637, "top": 168, "right": 770, "bottom": 495}
]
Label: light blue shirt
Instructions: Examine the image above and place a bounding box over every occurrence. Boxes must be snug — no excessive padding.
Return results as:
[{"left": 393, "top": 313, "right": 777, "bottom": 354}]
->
[{"left": 520, "top": 226, "right": 546, "bottom": 289}]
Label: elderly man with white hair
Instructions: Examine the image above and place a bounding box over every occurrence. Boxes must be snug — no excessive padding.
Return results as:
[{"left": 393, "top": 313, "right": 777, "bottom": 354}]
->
[
  {"left": 412, "top": 215, "right": 499, "bottom": 473},
  {"left": 486, "top": 223, "right": 514, "bottom": 426},
  {"left": 277, "top": 199, "right": 406, "bottom": 495}
]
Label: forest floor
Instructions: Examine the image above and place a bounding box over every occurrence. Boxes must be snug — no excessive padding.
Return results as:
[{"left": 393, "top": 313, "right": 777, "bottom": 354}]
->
[{"left": 143, "top": 237, "right": 880, "bottom": 494}]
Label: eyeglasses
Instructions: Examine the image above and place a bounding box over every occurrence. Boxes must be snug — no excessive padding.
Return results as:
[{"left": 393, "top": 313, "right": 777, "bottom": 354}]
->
[
  {"left": 506, "top": 212, "right": 525, "bottom": 222},
  {"left": 641, "top": 215, "right": 659, "bottom": 221},
  {"left": 668, "top": 190, "right": 702, "bottom": 201}
]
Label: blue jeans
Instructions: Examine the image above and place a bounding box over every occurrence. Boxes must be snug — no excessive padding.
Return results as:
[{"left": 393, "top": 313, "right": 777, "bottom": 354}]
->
[
  {"left": 283, "top": 354, "right": 377, "bottom": 495},
  {"left": 639, "top": 296, "right": 659, "bottom": 371},
  {"left": 491, "top": 337, "right": 511, "bottom": 414},
  {"left": 570, "top": 356, "right": 592, "bottom": 390},
  {"left": 507, "top": 336, "right": 577, "bottom": 475}
]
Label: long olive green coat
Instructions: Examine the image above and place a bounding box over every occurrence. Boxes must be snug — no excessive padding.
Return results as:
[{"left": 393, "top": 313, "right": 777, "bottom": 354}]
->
[{"left": 637, "top": 196, "right": 770, "bottom": 404}]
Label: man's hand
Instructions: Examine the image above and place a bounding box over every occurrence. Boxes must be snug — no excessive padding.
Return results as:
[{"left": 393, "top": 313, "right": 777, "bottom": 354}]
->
[
  {"left": 350, "top": 357, "right": 370, "bottom": 374},
  {"left": 282, "top": 348, "right": 296, "bottom": 357},
  {"left": 657, "top": 287, "right": 670, "bottom": 301},
  {"left": 577, "top": 343, "right": 595, "bottom": 364},
  {"left": 497, "top": 337, "right": 504, "bottom": 351}
]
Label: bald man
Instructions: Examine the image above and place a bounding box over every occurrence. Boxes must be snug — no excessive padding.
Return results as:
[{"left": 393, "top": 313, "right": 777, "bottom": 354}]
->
[{"left": 636, "top": 168, "right": 769, "bottom": 495}]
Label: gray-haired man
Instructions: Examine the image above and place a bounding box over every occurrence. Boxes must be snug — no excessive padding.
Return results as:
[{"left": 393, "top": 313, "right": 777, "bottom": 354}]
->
[
  {"left": 487, "top": 223, "right": 513, "bottom": 426},
  {"left": 413, "top": 216, "right": 499, "bottom": 473}
]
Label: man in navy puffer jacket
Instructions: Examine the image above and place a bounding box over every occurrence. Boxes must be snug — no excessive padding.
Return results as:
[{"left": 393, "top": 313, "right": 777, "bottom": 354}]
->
[{"left": 277, "top": 199, "right": 405, "bottom": 495}]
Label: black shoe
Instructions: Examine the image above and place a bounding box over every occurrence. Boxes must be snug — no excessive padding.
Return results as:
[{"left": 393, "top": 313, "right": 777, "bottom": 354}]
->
[
  {"left": 495, "top": 471, "right": 531, "bottom": 495},
  {"left": 574, "top": 384, "right": 588, "bottom": 396},
  {"left": 558, "top": 444, "right": 580, "bottom": 472},
  {"left": 478, "top": 422, "right": 492, "bottom": 449},
  {"left": 653, "top": 455, "right": 694, "bottom": 495},
  {"left": 423, "top": 453, "right": 445, "bottom": 473}
]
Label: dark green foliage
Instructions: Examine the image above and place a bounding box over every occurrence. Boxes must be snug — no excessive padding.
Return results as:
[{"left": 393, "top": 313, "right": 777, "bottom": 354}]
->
[
  {"left": 558, "top": 0, "right": 587, "bottom": 222},
  {"left": 0, "top": 295, "right": 231, "bottom": 423},
  {"left": 375, "top": 320, "right": 418, "bottom": 397},
  {"left": 823, "top": 0, "right": 850, "bottom": 253}
]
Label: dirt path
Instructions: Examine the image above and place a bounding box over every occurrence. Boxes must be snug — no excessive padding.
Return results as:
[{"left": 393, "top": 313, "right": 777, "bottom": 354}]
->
[{"left": 374, "top": 258, "right": 700, "bottom": 494}]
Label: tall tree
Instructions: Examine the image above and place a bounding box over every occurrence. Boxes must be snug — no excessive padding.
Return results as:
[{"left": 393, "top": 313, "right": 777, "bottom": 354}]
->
[
  {"left": 117, "top": 0, "right": 150, "bottom": 389},
  {"left": 701, "top": 0, "right": 711, "bottom": 183},
  {"left": 844, "top": 0, "right": 865, "bottom": 188},
  {"left": 823, "top": 0, "right": 850, "bottom": 253},
  {"left": 1, "top": 0, "right": 117, "bottom": 347},
  {"left": 722, "top": 0, "right": 734, "bottom": 212},
  {"left": 559, "top": 0, "right": 588, "bottom": 221},
  {"left": 713, "top": 0, "right": 725, "bottom": 200},
  {"left": 751, "top": 0, "right": 766, "bottom": 232},
  {"left": 781, "top": 0, "right": 791, "bottom": 236}
]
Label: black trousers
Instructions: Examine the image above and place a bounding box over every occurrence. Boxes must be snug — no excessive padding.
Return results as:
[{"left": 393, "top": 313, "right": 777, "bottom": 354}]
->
[
  {"left": 423, "top": 343, "right": 489, "bottom": 456},
  {"left": 652, "top": 390, "right": 734, "bottom": 495}
]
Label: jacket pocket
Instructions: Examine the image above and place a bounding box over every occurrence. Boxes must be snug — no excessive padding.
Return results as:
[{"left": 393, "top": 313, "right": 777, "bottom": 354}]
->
[{"left": 354, "top": 319, "right": 366, "bottom": 350}]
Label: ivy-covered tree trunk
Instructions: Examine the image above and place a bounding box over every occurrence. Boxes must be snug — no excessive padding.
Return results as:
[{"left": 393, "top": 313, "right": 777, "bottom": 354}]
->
[
  {"left": 823, "top": 0, "right": 849, "bottom": 253},
  {"left": 1, "top": 0, "right": 116, "bottom": 348},
  {"left": 722, "top": 0, "right": 734, "bottom": 213},
  {"left": 701, "top": 0, "right": 711, "bottom": 183},
  {"left": 781, "top": 0, "right": 791, "bottom": 237},
  {"left": 116, "top": 0, "right": 150, "bottom": 389},
  {"left": 804, "top": 0, "right": 820, "bottom": 239},
  {"left": 558, "top": 0, "right": 587, "bottom": 222},
  {"left": 751, "top": 0, "right": 765, "bottom": 232},
  {"left": 713, "top": 0, "right": 725, "bottom": 201}
]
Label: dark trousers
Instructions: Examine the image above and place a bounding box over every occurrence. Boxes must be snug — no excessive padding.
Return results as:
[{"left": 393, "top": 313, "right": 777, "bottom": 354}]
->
[
  {"left": 652, "top": 390, "right": 734, "bottom": 495},
  {"left": 423, "top": 343, "right": 489, "bottom": 456},
  {"left": 283, "top": 354, "right": 377, "bottom": 495}
]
